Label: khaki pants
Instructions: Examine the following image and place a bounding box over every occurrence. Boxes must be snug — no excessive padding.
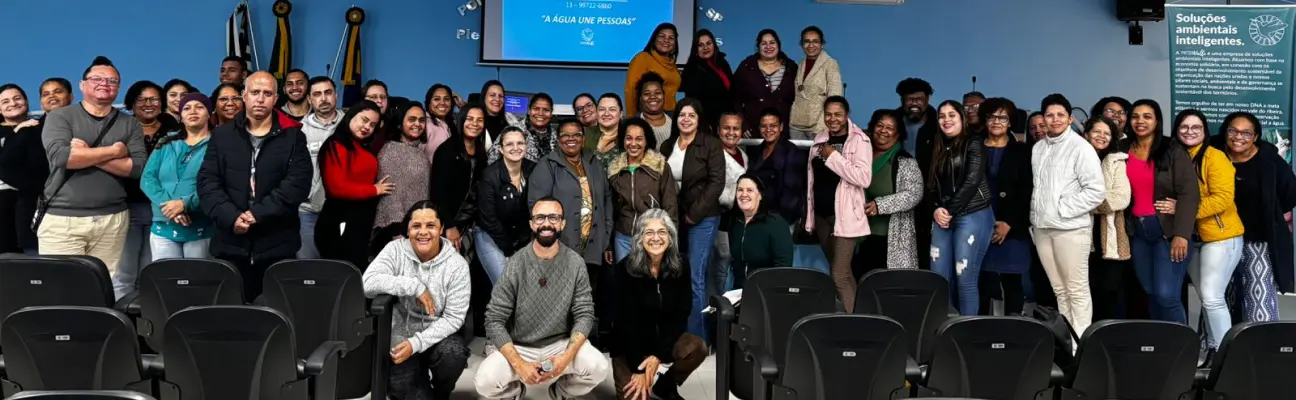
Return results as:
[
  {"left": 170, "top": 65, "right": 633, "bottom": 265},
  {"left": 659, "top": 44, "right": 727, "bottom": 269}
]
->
[
  {"left": 36, "top": 210, "right": 129, "bottom": 275},
  {"left": 1034, "top": 227, "right": 1094, "bottom": 337},
  {"left": 473, "top": 339, "right": 609, "bottom": 399}
]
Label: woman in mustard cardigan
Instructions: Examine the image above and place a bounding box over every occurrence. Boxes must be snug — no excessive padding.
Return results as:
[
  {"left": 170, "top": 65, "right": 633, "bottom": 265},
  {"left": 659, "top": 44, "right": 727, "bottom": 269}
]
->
[
  {"left": 1163, "top": 109, "right": 1243, "bottom": 358},
  {"left": 625, "top": 23, "right": 681, "bottom": 116}
]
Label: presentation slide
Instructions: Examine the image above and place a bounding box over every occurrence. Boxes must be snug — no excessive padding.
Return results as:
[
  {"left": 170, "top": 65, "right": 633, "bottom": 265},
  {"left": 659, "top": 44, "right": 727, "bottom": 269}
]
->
[{"left": 482, "top": 0, "right": 696, "bottom": 67}]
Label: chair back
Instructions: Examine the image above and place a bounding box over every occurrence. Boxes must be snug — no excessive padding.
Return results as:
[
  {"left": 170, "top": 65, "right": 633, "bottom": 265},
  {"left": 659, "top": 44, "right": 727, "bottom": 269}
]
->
[
  {"left": 135, "top": 259, "right": 244, "bottom": 350},
  {"left": 1206, "top": 321, "right": 1296, "bottom": 399},
  {"left": 854, "top": 269, "right": 950, "bottom": 361},
  {"left": 261, "top": 259, "right": 373, "bottom": 398},
  {"left": 159, "top": 306, "right": 307, "bottom": 400},
  {"left": 0, "top": 255, "right": 113, "bottom": 320},
  {"left": 777, "top": 314, "right": 909, "bottom": 400},
  {"left": 0, "top": 307, "right": 144, "bottom": 396},
  {"left": 923, "top": 316, "right": 1055, "bottom": 400},
  {"left": 729, "top": 268, "right": 836, "bottom": 399},
  {"left": 1069, "top": 320, "right": 1198, "bottom": 400}
]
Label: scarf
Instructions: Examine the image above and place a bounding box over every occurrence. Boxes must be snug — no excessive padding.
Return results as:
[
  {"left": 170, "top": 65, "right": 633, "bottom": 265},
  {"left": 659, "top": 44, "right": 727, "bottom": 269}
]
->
[
  {"left": 872, "top": 144, "right": 900, "bottom": 175},
  {"left": 706, "top": 58, "right": 731, "bottom": 89}
]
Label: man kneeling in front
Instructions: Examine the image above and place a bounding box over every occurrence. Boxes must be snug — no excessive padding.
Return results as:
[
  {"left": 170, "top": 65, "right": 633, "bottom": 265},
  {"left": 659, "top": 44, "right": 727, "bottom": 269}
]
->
[{"left": 474, "top": 196, "right": 609, "bottom": 399}]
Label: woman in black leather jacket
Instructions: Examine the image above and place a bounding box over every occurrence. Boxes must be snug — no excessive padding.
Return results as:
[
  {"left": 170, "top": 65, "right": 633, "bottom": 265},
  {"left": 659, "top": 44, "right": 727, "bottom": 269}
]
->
[
  {"left": 926, "top": 100, "right": 994, "bottom": 316},
  {"left": 476, "top": 127, "right": 535, "bottom": 284}
]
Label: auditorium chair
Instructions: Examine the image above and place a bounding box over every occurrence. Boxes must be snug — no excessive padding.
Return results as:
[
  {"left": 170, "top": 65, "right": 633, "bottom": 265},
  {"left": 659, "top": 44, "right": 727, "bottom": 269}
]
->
[
  {"left": 154, "top": 305, "right": 344, "bottom": 400},
  {"left": 754, "top": 314, "right": 909, "bottom": 400},
  {"left": 260, "top": 259, "right": 395, "bottom": 400},
  {"left": 1196, "top": 321, "right": 1296, "bottom": 400},
  {"left": 917, "top": 316, "right": 1058, "bottom": 400},
  {"left": 0, "top": 255, "right": 115, "bottom": 322},
  {"left": 0, "top": 306, "right": 152, "bottom": 397},
  {"left": 713, "top": 267, "right": 837, "bottom": 400},
  {"left": 6, "top": 390, "right": 156, "bottom": 399},
  {"left": 1060, "top": 320, "right": 1198, "bottom": 400},
  {"left": 854, "top": 269, "right": 950, "bottom": 363},
  {"left": 118, "top": 259, "right": 245, "bottom": 351}
]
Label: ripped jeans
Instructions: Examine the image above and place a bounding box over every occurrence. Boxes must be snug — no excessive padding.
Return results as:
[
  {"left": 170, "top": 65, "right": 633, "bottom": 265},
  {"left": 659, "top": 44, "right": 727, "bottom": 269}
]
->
[{"left": 930, "top": 207, "right": 995, "bottom": 316}]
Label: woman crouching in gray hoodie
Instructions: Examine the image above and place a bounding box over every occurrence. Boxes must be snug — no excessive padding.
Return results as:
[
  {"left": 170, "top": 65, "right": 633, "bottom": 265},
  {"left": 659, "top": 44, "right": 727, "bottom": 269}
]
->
[{"left": 363, "top": 200, "right": 472, "bottom": 399}]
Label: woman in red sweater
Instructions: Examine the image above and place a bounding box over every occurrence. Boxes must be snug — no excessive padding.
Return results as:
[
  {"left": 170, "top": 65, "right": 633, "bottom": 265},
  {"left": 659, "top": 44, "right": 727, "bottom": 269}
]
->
[{"left": 315, "top": 101, "right": 393, "bottom": 269}]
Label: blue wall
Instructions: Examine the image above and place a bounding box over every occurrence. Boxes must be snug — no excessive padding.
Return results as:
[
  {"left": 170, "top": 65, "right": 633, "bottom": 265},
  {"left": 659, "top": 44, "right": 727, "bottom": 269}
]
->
[{"left": 0, "top": 0, "right": 1270, "bottom": 115}]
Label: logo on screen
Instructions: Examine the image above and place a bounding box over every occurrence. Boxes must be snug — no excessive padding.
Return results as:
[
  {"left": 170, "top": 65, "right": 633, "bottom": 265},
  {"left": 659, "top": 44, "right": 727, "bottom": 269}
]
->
[{"left": 581, "top": 28, "right": 595, "bottom": 46}]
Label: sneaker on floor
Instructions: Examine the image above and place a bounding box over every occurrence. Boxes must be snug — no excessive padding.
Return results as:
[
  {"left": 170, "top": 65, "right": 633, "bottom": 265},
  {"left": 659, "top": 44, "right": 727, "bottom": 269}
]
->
[{"left": 547, "top": 383, "right": 575, "bottom": 400}]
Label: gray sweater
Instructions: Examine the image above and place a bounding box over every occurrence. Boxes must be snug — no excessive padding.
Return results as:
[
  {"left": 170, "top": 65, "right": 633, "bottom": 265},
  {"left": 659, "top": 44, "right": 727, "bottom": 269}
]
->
[
  {"left": 362, "top": 237, "right": 471, "bottom": 354},
  {"left": 41, "top": 105, "right": 146, "bottom": 217},
  {"left": 484, "top": 242, "right": 595, "bottom": 349}
]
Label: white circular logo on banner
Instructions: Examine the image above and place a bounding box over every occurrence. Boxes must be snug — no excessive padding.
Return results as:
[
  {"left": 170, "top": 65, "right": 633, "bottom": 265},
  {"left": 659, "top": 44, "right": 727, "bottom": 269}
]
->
[{"left": 1250, "top": 14, "right": 1288, "bottom": 46}]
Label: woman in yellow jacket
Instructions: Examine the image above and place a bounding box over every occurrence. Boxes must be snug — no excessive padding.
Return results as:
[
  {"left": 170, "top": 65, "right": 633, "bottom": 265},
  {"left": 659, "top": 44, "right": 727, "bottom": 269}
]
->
[
  {"left": 1159, "top": 109, "right": 1243, "bottom": 358},
  {"left": 625, "top": 23, "right": 681, "bottom": 116}
]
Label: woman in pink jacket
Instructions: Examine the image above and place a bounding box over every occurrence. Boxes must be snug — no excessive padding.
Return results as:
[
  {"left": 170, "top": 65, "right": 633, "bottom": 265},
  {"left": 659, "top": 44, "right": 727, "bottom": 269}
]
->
[{"left": 806, "top": 96, "right": 872, "bottom": 312}]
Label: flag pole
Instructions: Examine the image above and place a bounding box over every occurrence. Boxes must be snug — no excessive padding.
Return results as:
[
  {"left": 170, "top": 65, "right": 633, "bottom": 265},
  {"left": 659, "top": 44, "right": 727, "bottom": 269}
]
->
[
  {"left": 329, "top": 23, "right": 348, "bottom": 81},
  {"left": 244, "top": 0, "right": 263, "bottom": 71}
]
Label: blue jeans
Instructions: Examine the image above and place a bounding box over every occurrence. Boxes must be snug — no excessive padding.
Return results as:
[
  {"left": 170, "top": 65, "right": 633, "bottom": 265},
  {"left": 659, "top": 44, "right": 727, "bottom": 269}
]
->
[
  {"left": 1129, "top": 216, "right": 1189, "bottom": 324},
  {"left": 1188, "top": 236, "right": 1244, "bottom": 348},
  {"left": 297, "top": 211, "right": 320, "bottom": 259},
  {"left": 613, "top": 232, "right": 633, "bottom": 263},
  {"left": 930, "top": 207, "right": 995, "bottom": 316},
  {"left": 473, "top": 228, "right": 508, "bottom": 285},
  {"left": 113, "top": 202, "right": 153, "bottom": 300},
  {"left": 149, "top": 234, "right": 211, "bottom": 260},
  {"left": 685, "top": 216, "right": 720, "bottom": 343}
]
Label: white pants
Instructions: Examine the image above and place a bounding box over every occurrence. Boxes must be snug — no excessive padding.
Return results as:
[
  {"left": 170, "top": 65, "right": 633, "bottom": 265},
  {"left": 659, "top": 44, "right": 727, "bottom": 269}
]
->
[
  {"left": 474, "top": 339, "right": 609, "bottom": 399},
  {"left": 1034, "top": 227, "right": 1094, "bottom": 337}
]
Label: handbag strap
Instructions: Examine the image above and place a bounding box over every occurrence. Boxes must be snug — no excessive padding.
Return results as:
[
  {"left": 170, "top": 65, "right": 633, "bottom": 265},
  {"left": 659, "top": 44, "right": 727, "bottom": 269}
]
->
[{"left": 46, "top": 109, "right": 120, "bottom": 200}]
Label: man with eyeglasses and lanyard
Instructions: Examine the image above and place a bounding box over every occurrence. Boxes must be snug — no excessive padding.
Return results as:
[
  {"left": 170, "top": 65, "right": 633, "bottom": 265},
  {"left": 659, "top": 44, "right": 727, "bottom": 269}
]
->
[
  {"left": 38, "top": 56, "right": 147, "bottom": 279},
  {"left": 475, "top": 196, "right": 609, "bottom": 400}
]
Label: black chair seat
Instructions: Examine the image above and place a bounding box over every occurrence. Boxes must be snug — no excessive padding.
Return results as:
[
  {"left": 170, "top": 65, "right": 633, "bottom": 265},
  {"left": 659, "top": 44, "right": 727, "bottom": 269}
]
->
[
  {"left": 1065, "top": 320, "right": 1198, "bottom": 400},
  {"left": 920, "top": 316, "right": 1056, "bottom": 400},
  {"left": 1201, "top": 321, "right": 1296, "bottom": 400},
  {"left": 757, "top": 314, "right": 909, "bottom": 400},
  {"left": 121, "top": 259, "right": 244, "bottom": 352},
  {"left": 854, "top": 269, "right": 950, "bottom": 363},
  {"left": 155, "top": 305, "right": 343, "bottom": 400},
  {"left": 0, "top": 255, "right": 114, "bottom": 320},
  {"left": 0, "top": 306, "right": 150, "bottom": 397}
]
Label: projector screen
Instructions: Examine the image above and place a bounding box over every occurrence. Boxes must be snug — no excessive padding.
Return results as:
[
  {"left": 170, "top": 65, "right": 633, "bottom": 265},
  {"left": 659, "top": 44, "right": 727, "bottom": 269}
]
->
[{"left": 481, "top": 0, "right": 696, "bottom": 68}]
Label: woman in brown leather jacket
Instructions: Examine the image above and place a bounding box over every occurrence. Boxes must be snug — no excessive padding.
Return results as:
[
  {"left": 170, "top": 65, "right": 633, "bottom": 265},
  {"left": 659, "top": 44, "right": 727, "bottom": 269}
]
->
[{"left": 609, "top": 117, "right": 678, "bottom": 262}]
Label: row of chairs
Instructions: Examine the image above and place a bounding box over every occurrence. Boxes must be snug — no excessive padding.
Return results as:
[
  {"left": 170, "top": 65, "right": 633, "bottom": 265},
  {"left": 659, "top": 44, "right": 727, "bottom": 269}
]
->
[
  {"left": 714, "top": 268, "right": 1296, "bottom": 400},
  {"left": 0, "top": 254, "right": 401, "bottom": 400}
]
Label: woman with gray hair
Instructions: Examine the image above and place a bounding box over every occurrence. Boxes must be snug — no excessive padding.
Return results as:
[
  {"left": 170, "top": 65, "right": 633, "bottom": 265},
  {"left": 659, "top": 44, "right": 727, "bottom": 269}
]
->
[{"left": 613, "top": 208, "right": 707, "bottom": 400}]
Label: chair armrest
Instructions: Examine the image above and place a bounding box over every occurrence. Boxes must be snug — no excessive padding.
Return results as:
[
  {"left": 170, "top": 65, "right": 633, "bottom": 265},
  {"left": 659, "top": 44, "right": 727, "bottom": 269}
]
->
[
  {"left": 1050, "top": 363, "right": 1066, "bottom": 386},
  {"left": 141, "top": 354, "right": 164, "bottom": 377},
  {"left": 369, "top": 294, "right": 397, "bottom": 316},
  {"left": 904, "top": 357, "right": 923, "bottom": 384},
  {"left": 711, "top": 294, "right": 736, "bottom": 322},
  {"left": 114, "top": 291, "right": 142, "bottom": 316},
  {"left": 302, "top": 340, "right": 345, "bottom": 400},
  {"left": 752, "top": 346, "right": 780, "bottom": 382}
]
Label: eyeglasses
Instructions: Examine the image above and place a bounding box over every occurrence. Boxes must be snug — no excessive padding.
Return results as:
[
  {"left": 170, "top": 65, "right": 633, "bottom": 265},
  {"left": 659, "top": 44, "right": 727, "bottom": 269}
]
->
[
  {"left": 217, "top": 97, "right": 243, "bottom": 104},
  {"left": 1178, "top": 125, "right": 1205, "bottom": 134},
  {"left": 987, "top": 115, "right": 1010, "bottom": 123},
  {"left": 136, "top": 97, "right": 161, "bottom": 105},
  {"left": 643, "top": 229, "right": 670, "bottom": 238},
  {"left": 532, "top": 214, "right": 562, "bottom": 224},
  {"left": 1227, "top": 127, "right": 1256, "bottom": 139},
  {"left": 85, "top": 76, "right": 120, "bottom": 87},
  {"left": 574, "top": 104, "right": 594, "bottom": 112},
  {"left": 1104, "top": 109, "right": 1125, "bottom": 118}
]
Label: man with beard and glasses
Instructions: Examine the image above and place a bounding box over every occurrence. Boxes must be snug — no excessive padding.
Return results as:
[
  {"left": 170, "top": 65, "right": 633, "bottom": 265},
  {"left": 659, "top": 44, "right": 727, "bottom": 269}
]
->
[
  {"left": 297, "top": 76, "right": 341, "bottom": 259},
  {"left": 475, "top": 196, "right": 609, "bottom": 400},
  {"left": 278, "top": 68, "right": 309, "bottom": 121},
  {"left": 896, "top": 77, "right": 938, "bottom": 270},
  {"left": 199, "top": 71, "right": 310, "bottom": 302}
]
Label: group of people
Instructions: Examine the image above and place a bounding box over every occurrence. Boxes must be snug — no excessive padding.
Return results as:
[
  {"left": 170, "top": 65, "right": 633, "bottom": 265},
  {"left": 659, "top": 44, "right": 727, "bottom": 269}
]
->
[{"left": 0, "top": 22, "right": 1293, "bottom": 400}]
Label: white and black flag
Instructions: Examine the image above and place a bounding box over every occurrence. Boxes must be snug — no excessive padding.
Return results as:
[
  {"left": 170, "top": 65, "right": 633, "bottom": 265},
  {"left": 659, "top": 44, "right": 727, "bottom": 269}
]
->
[{"left": 226, "top": 0, "right": 259, "bottom": 70}]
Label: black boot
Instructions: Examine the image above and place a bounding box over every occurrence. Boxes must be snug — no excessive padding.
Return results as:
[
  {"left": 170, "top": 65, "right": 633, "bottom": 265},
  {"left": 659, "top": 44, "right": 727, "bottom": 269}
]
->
[{"left": 653, "top": 374, "right": 686, "bottom": 400}]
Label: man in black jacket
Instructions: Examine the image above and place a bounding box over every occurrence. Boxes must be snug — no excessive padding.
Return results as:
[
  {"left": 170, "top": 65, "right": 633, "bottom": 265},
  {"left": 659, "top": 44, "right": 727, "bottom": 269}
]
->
[
  {"left": 896, "top": 78, "right": 939, "bottom": 271},
  {"left": 198, "top": 71, "right": 311, "bottom": 302}
]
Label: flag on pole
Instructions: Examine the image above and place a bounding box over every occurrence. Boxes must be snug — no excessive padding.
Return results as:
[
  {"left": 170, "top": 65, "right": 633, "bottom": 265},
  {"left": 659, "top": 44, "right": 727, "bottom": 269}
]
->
[
  {"left": 268, "top": 0, "right": 294, "bottom": 80},
  {"left": 226, "top": 1, "right": 255, "bottom": 70},
  {"left": 340, "top": 7, "right": 366, "bottom": 107}
]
